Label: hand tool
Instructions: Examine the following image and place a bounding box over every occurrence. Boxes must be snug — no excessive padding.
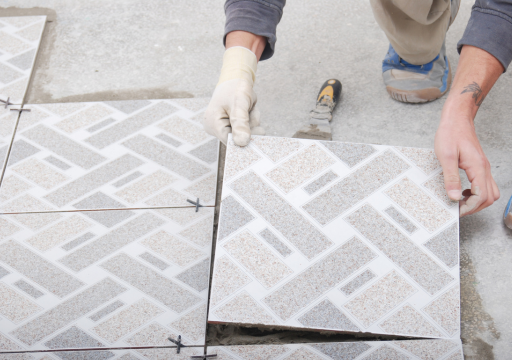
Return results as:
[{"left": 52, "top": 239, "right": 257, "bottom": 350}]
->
[{"left": 292, "top": 79, "right": 342, "bottom": 141}]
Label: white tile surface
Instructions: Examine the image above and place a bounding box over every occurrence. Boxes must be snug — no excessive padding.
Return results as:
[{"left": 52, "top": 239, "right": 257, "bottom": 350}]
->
[
  {"left": 0, "top": 206, "right": 213, "bottom": 352},
  {"left": 0, "top": 16, "right": 46, "bottom": 105},
  {"left": 209, "top": 135, "right": 460, "bottom": 339},
  {"left": 0, "top": 99, "right": 218, "bottom": 213}
]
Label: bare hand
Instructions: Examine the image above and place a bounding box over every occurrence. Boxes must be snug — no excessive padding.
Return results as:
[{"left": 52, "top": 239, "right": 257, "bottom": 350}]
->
[{"left": 435, "top": 108, "right": 499, "bottom": 216}]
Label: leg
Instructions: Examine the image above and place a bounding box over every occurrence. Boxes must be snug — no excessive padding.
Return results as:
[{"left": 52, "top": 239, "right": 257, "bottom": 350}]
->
[
  {"left": 371, "top": 0, "right": 460, "bottom": 103},
  {"left": 371, "top": 0, "right": 451, "bottom": 64}
]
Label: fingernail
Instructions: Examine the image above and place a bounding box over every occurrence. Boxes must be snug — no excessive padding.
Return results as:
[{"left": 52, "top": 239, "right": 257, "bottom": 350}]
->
[{"left": 448, "top": 190, "right": 462, "bottom": 200}]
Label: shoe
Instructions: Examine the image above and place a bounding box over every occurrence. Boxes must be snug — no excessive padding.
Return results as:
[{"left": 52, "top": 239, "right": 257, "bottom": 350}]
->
[{"left": 382, "top": 43, "right": 451, "bottom": 103}]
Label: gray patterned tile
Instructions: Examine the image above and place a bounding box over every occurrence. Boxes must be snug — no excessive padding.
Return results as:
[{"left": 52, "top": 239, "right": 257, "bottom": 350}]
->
[
  {"left": 339, "top": 269, "right": 376, "bottom": 296},
  {"left": 100, "top": 254, "right": 202, "bottom": 313},
  {"left": 303, "top": 170, "right": 339, "bottom": 195},
  {"left": 230, "top": 171, "right": 333, "bottom": 259},
  {"left": 59, "top": 213, "right": 164, "bottom": 272},
  {"left": 0, "top": 99, "right": 218, "bottom": 212},
  {"left": 13, "top": 280, "right": 44, "bottom": 298},
  {"left": 174, "top": 258, "right": 210, "bottom": 292},
  {"left": 320, "top": 141, "right": 376, "bottom": 167},
  {"left": 0, "top": 16, "right": 46, "bottom": 102},
  {"left": 0, "top": 240, "right": 84, "bottom": 297},
  {"left": 345, "top": 204, "right": 454, "bottom": 295},
  {"left": 89, "top": 300, "right": 125, "bottom": 322},
  {"left": 384, "top": 206, "right": 418, "bottom": 234},
  {"left": 424, "top": 223, "right": 459, "bottom": 268},
  {"left": 303, "top": 150, "right": 410, "bottom": 225},
  {"left": 263, "top": 237, "right": 376, "bottom": 321},
  {"left": 258, "top": 228, "right": 292, "bottom": 257},
  {"left": 378, "top": 304, "right": 442, "bottom": 338},
  {"left": 210, "top": 136, "right": 460, "bottom": 339},
  {"left": 11, "top": 278, "right": 126, "bottom": 345},
  {"left": 385, "top": 177, "right": 453, "bottom": 232},
  {"left": 0, "top": 191, "right": 213, "bottom": 351},
  {"left": 45, "top": 326, "right": 114, "bottom": 359},
  {"left": 344, "top": 271, "right": 416, "bottom": 328},
  {"left": 298, "top": 299, "right": 360, "bottom": 331},
  {"left": 218, "top": 195, "right": 255, "bottom": 241},
  {"left": 139, "top": 252, "right": 170, "bottom": 271}
]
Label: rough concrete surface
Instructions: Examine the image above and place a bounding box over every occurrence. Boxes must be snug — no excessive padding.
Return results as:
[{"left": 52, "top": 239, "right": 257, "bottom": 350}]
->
[{"left": 1, "top": 0, "right": 511, "bottom": 358}]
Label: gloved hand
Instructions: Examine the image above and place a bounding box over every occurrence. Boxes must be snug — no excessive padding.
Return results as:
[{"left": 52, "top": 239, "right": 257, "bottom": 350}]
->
[{"left": 203, "top": 46, "right": 265, "bottom": 146}]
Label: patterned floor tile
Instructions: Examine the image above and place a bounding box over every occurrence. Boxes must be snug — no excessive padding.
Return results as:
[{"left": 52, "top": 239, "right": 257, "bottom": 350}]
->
[
  {"left": 0, "top": 16, "right": 46, "bottom": 105},
  {"left": 0, "top": 206, "right": 213, "bottom": 352},
  {"left": 0, "top": 99, "right": 219, "bottom": 213},
  {"left": 0, "top": 106, "right": 19, "bottom": 173},
  {"left": 206, "top": 339, "right": 463, "bottom": 360},
  {"left": 209, "top": 135, "right": 460, "bottom": 339}
]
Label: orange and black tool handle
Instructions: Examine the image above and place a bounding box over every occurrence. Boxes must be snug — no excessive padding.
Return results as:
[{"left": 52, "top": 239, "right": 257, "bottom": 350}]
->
[{"left": 316, "top": 79, "right": 342, "bottom": 108}]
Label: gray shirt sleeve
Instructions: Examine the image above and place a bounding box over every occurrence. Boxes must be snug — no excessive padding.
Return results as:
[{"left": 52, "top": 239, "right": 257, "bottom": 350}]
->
[
  {"left": 224, "top": 0, "right": 286, "bottom": 60},
  {"left": 458, "top": 0, "right": 512, "bottom": 71}
]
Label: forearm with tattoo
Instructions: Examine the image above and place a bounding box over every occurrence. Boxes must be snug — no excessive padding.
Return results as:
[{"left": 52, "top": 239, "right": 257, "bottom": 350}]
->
[{"left": 460, "top": 82, "right": 485, "bottom": 106}]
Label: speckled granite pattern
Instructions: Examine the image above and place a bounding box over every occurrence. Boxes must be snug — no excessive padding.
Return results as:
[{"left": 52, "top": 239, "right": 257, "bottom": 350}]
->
[
  {"left": 0, "top": 206, "right": 214, "bottom": 352},
  {"left": 210, "top": 135, "right": 460, "bottom": 340},
  {"left": 0, "top": 16, "right": 46, "bottom": 104},
  {"left": 0, "top": 99, "right": 219, "bottom": 213},
  {"left": 207, "top": 339, "right": 463, "bottom": 360},
  {"left": 0, "top": 107, "right": 19, "bottom": 172}
]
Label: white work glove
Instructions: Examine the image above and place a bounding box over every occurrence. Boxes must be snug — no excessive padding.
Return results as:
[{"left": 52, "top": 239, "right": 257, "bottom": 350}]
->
[{"left": 203, "top": 46, "right": 265, "bottom": 146}]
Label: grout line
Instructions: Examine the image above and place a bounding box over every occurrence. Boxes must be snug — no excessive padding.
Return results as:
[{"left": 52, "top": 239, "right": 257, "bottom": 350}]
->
[
  {"left": 0, "top": 344, "right": 205, "bottom": 354},
  {"left": 0, "top": 205, "right": 215, "bottom": 215},
  {"left": 0, "top": 108, "right": 22, "bottom": 189},
  {"left": 204, "top": 141, "right": 225, "bottom": 350}
]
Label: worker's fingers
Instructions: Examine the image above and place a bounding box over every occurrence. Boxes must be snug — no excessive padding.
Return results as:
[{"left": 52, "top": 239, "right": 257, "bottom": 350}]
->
[
  {"left": 492, "top": 177, "right": 500, "bottom": 201},
  {"left": 203, "top": 106, "right": 231, "bottom": 145},
  {"left": 230, "top": 98, "right": 252, "bottom": 147},
  {"left": 248, "top": 104, "right": 265, "bottom": 136},
  {"left": 249, "top": 104, "right": 261, "bottom": 129},
  {"left": 459, "top": 184, "right": 482, "bottom": 217},
  {"left": 436, "top": 148, "right": 462, "bottom": 201}
]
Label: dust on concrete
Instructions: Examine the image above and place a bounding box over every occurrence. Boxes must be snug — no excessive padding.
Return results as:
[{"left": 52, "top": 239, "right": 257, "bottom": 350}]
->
[
  {"left": 460, "top": 247, "right": 500, "bottom": 359},
  {"left": 0, "top": 6, "right": 194, "bottom": 104}
]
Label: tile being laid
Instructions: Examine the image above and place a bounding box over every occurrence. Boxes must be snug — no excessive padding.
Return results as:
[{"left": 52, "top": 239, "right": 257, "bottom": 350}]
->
[
  {"left": 206, "top": 339, "right": 463, "bottom": 360},
  {"left": 0, "top": 99, "right": 219, "bottom": 213},
  {"left": 0, "top": 16, "right": 46, "bottom": 104},
  {"left": 0, "top": 206, "right": 214, "bottom": 351},
  {"left": 0, "top": 106, "right": 19, "bottom": 172},
  {"left": 210, "top": 135, "right": 459, "bottom": 339}
]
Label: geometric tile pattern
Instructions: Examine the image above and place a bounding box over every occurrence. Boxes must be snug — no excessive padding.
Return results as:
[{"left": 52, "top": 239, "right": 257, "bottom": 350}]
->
[
  {"left": 0, "top": 207, "right": 213, "bottom": 352},
  {"left": 207, "top": 339, "right": 464, "bottom": 359},
  {"left": 0, "top": 106, "right": 19, "bottom": 173},
  {"left": 0, "top": 99, "right": 215, "bottom": 358},
  {"left": 0, "top": 16, "right": 46, "bottom": 104},
  {"left": 0, "top": 99, "right": 219, "bottom": 213},
  {"left": 209, "top": 135, "right": 459, "bottom": 340}
]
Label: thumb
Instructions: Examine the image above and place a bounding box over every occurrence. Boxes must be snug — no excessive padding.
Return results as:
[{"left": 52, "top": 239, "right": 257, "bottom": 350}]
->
[{"left": 439, "top": 155, "right": 462, "bottom": 201}]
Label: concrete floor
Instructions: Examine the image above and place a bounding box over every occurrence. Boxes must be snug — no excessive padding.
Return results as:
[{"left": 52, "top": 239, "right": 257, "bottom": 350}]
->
[{"left": 1, "top": 0, "right": 511, "bottom": 358}]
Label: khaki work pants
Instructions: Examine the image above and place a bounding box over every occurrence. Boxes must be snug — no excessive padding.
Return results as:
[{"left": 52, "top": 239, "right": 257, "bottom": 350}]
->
[{"left": 370, "top": 0, "right": 451, "bottom": 65}]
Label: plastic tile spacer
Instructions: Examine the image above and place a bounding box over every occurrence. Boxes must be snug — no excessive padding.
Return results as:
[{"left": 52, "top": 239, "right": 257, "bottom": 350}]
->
[
  {"left": 0, "top": 97, "right": 12, "bottom": 108},
  {"left": 168, "top": 335, "right": 186, "bottom": 354},
  {"left": 186, "top": 198, "right": 203, "bottom": 212},
  {"left": 10, "top": 108, "right": 31, "bottom": 113}
]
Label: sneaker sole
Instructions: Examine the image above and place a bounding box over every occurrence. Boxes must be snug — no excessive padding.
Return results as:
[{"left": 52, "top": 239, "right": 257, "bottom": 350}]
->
[{"left": 386, "top": 60, "right": 452, "bottom": 103}]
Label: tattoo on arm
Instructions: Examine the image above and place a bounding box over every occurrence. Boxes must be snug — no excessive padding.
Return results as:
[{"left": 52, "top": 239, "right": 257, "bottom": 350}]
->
[{"left": 461, "top": 81, "right": 485, "bottom": 106}]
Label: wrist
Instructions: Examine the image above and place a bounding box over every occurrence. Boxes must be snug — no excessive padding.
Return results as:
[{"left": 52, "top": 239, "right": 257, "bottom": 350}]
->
[{"left": 218, "top": 46, "right": 258, "bottom": 86}]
